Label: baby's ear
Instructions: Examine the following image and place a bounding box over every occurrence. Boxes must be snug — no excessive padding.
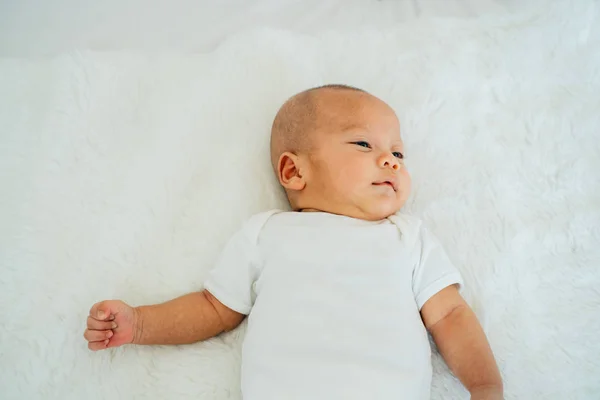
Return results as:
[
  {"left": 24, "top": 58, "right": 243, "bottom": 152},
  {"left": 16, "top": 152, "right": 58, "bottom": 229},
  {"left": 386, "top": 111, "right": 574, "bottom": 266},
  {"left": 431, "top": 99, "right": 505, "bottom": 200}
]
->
[{"left": 277, "top": 152, "right": 306, "bottom": 191}]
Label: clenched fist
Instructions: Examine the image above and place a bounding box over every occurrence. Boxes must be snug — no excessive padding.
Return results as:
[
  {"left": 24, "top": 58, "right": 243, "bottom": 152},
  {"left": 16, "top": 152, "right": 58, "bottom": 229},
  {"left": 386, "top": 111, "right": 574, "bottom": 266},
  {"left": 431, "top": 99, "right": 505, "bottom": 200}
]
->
[{"left": 84, "top": 300, "right": 138, "bottom": 351}]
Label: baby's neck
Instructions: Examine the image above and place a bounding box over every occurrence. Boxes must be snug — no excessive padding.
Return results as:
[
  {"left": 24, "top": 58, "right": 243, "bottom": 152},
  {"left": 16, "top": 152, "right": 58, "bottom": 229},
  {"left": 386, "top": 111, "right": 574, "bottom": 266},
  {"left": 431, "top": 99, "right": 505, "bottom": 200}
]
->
[
  {"left": 298, "top": 208, "right": 321, "bottom": 213},
  {"left": 296, "top": 207, "right": 394, "bottom": 222}
]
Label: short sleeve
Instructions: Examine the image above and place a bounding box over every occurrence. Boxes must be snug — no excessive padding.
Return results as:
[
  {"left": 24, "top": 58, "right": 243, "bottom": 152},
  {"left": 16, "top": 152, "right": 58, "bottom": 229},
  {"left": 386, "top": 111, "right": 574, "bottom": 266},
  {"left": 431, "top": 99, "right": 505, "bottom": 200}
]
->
[
  {"left": 412, "top": 224, "right": 464, "bottom": 310},
  {"left": 203, "top": 211, "right": 278, "bottom": 315}
]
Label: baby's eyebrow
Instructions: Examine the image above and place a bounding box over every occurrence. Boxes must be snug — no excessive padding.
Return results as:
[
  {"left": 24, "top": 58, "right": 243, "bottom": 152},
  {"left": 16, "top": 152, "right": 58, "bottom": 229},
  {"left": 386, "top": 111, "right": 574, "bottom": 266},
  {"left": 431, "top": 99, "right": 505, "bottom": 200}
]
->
[{"left": 339, "top": 123, "right": 366, "bottom": 133}]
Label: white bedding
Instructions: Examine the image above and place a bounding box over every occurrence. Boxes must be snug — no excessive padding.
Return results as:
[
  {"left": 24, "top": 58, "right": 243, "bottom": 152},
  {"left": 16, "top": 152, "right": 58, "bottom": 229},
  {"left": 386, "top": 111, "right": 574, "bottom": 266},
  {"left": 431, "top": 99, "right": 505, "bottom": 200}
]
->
[
  {"left": 1, "top": 0, "right": 599, "bottom": 399},
  {"left": 2, "top": 0, "right": 536, "bottom": 57}
]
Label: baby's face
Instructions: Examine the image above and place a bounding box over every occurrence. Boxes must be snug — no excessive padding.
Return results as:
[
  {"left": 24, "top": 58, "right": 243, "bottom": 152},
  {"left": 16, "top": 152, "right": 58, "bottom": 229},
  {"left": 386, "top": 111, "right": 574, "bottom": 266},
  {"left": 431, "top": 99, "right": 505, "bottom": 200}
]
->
[{"left": 302, "top": 91, "right": 411, "bottom": 221}]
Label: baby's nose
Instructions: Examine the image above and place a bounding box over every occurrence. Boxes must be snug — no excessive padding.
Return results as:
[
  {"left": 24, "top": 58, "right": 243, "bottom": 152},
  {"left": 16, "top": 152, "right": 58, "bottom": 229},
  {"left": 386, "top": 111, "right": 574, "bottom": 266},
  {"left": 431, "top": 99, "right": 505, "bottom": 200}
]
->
[{"left": 379, "top": 153, "right": 400, "bottom": 171}]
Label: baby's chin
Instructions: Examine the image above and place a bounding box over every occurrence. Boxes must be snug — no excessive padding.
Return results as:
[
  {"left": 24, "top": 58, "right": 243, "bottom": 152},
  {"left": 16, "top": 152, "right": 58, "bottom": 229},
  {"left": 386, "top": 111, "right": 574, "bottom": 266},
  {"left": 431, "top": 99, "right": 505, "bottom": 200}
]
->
[
  {"left": 295, "top": 194, "right": 404, "bottom": 221},
  {"left": 352, "top": 194, "right": 405, "bottom": 220},
  {"left": 342, "top": 200, "right": 404, "bottom": 221},
  {"left": 359, "top": 205, "right": 402, "bottom": 221}
]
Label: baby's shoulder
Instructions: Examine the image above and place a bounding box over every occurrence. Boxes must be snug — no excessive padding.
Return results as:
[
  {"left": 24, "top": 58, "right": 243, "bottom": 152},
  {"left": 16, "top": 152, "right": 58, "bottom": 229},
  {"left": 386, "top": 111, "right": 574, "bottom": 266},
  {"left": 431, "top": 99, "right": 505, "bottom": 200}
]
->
[
  {"left": 387, "top": 212, "right": 424, "bottom": 243},
  {"left": 234, "top": 209, "right": 284, "bottom": 244},
  {"left": 388, "top": 212, "right": 423, "bottom": 226},
  {"left": 388, "top": 213, "right": 448, "bottom": 257}
]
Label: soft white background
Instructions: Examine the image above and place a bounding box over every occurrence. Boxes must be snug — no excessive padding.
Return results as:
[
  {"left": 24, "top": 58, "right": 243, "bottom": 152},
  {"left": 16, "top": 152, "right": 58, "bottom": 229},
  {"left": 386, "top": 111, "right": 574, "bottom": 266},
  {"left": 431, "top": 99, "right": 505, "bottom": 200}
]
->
[
  {"left": 1, "top": 1, "right": 599, "bottom": 399},
  {"left": 1, "top": 0, "right": 542, "bottom": 56}
]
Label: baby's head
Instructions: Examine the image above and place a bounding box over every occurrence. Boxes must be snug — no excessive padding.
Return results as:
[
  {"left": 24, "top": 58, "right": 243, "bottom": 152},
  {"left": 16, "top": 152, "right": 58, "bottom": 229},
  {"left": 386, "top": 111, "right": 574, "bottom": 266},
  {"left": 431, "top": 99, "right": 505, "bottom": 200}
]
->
[{"left": 270, "top": 85, "right": 411, "bottom": 221}]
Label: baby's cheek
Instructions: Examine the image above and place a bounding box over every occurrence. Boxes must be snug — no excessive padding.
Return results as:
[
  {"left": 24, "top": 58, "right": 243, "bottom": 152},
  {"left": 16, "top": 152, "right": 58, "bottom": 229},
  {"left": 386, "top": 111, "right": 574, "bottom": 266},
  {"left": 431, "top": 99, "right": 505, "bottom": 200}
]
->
[
  {"left": 399, "top": 170, "right": 412, "bottom": 196},
  {"left": 404, "top": 169, "right": 412, "bottom": 185},
  {"left": 339, "top": 164, "right": 364, "bottom": 183}
]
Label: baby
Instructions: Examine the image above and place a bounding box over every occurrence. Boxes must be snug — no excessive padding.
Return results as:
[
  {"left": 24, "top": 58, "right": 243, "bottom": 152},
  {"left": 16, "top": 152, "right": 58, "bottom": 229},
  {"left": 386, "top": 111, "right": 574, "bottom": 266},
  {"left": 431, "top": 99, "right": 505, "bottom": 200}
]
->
[{"left": 84, "top": 85, "right": 503, "bottom": 399}]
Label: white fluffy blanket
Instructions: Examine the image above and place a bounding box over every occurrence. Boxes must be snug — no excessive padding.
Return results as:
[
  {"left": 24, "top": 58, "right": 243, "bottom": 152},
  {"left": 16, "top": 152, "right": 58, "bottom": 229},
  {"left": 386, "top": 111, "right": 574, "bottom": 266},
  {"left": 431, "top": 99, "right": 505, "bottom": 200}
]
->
[{"left": 1, "top": 1, "right": 599, "bottom": 399}]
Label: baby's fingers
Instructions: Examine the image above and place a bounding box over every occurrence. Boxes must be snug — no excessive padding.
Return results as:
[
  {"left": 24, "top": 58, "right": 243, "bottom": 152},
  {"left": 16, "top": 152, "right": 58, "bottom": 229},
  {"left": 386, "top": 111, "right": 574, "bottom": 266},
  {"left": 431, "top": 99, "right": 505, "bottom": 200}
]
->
[
  {"left": 88, "top": 340, "right": 110, "bottom": 351},
  {"left": 87, "top": 316, "right": 117, "bottom": 331},
  {"left": 89, "top": 300, "right": 119, "bottom": 321},
  {"left": 84, "top": 329, "right": 113, "bottom": 342}
]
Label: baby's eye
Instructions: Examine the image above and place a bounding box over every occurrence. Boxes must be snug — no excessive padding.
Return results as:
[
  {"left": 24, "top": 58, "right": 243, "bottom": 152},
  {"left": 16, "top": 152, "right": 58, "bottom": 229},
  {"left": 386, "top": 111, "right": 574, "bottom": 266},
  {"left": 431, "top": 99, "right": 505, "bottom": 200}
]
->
[
  {"left": 392, "top": 151, "right": 404, "bottom": 159},
  {"left": 354, "top": 141, "right": 371, "bottom": 149}
]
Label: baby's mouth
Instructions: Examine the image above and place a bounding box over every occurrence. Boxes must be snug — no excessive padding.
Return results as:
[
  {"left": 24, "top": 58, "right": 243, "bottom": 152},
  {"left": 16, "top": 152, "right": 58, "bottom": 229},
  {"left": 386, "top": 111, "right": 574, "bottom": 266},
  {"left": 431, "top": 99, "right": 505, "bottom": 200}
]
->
[{"left": 372, "top": 181, "right": 396, "bottom": 192}]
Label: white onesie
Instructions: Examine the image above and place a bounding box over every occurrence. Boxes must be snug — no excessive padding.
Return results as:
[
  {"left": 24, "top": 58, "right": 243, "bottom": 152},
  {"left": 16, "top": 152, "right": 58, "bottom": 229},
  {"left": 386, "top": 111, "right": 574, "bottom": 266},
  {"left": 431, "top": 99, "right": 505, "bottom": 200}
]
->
[{"left": 204, "top": 210, "right": 463, "bottom": 400}]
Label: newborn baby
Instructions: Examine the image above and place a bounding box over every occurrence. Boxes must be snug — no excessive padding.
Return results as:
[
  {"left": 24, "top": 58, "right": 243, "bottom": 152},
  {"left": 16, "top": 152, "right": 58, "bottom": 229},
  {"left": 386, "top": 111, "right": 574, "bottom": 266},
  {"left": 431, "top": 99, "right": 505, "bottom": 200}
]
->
[{"left": 84, "top": 85, "right": 503, "bottom": 399}]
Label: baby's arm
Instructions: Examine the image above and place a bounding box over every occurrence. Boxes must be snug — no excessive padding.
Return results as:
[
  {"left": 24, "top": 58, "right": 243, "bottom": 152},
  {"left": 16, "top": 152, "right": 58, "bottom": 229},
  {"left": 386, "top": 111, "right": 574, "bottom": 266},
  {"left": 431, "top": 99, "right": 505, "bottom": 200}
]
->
[
  {"left": 85, "top": 290, "right": 244, "bottom": 350},
  {"left": 133, "top": 290, "right": 244, "bottom": 345},
  {"left": 420, "top": 286, "right": 503, "bottom": 399}
]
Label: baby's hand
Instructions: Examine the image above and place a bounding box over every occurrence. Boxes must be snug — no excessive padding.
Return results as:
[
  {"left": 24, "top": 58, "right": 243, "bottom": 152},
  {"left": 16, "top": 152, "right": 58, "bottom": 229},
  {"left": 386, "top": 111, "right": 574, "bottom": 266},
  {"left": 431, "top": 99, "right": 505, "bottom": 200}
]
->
[{"left": 84, "top": 300, "right": 138, "bottom": 351}]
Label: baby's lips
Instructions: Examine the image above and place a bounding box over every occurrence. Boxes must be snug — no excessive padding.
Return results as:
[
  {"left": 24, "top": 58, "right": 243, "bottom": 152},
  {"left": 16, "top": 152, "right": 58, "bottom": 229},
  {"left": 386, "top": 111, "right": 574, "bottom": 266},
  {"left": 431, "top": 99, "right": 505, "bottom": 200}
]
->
[{"left": 372, "top": 181, "right": 397, "bottom": 191}]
